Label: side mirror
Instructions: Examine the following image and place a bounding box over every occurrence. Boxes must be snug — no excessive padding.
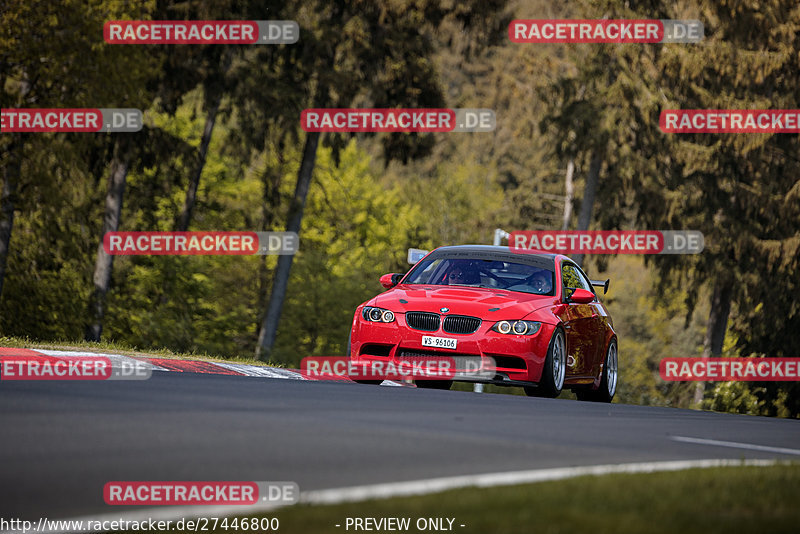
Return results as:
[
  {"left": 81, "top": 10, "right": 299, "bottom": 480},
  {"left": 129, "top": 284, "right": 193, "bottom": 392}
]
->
[
  {"left": 380, "top": 273, "right": 402, "bottom": 289},
  {"left": 569, "top": 288, "right": 595, "bottom": 304}
]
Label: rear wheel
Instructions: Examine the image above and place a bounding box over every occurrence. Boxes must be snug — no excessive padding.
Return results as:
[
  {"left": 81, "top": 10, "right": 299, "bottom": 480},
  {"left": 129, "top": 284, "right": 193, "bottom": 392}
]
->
[
  {"left": 415, "top": 380, "right": 453, "bottom": 390},
  {"left": 524, "top": 328, "right": 566, "bottom": 398},
  {"left": 576, "top": 339, "right": 617, "bottom": 403}
]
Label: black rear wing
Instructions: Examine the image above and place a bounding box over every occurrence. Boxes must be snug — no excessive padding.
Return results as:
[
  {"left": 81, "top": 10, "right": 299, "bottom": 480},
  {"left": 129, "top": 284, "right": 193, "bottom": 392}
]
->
[{"left": 591, "top": 279, "right": 610, "bottom": 294}]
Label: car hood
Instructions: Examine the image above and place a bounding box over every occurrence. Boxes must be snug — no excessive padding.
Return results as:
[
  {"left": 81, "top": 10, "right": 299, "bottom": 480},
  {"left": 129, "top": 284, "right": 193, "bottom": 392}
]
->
[{"left": 371, "top": 284, "right": 557, "bottom": 318}]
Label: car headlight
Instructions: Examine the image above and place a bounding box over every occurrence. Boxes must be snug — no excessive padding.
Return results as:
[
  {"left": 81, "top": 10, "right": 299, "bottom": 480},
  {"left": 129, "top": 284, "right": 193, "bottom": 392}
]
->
[
  {"left": 491, "top": 320, "right": 541, "bottom": 336},
  {"left": 362, "top": 306, "right": 396, "bottom": 323},
  {"left": 495, "top": 320, "right": 512, "bottom": 334}
]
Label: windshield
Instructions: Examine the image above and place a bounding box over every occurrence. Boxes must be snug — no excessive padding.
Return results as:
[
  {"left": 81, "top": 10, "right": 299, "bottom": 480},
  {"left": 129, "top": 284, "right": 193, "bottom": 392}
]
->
[{"left": 403, "top": 257, "right": 555, "bottom": 296}]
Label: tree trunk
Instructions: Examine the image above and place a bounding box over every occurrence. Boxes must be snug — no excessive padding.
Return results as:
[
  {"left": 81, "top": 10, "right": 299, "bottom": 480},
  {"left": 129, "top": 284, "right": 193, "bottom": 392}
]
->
[
  {"left": 262, "top": 138, "right": 286, "bottom": 232},
  {"left": 561, "top": 158, "right": 575, "bottom": 231},
  {"left": 572, "top": 149, "right": 602, "bottom": 267},
  {"left": 257, "top": 138, "right": 286, "bottom": 313},
  {"left": 692, "top": 276, "right": 734, "bottom": 405},
  {"left": 175, "top": 96, "right": 221, "bottom": 231},
  {"left": 255, "top": 131, "right": 320, "bottom": 360},
  {"left": 85, "top": 137, "right": 131, "bottom": 341},
  {"left": 0, "top": 135, "right": 21, "bottom": 303}
]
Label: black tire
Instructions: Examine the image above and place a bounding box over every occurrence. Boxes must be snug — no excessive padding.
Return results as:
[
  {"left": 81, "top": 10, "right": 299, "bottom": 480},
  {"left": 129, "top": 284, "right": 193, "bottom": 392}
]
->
[
  {"left": 576, "top": 339, "right": 617, "bottom": 403},
  {"left": 415, "top": 380, "right": 453, "bottom": 390},
  {"left": 524, "top": 328, "right": 566, "bottom": 398}
]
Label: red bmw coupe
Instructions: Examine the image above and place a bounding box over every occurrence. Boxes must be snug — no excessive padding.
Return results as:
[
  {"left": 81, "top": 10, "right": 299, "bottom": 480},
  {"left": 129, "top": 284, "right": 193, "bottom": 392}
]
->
[{"left": 348, "top": 245, "right": 618, "bottom": 401}]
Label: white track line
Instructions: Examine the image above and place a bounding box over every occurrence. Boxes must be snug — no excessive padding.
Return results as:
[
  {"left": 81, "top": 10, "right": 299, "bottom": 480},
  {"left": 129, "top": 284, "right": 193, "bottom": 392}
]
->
[
  {"left": 300, "top": 458, "right": 778, "bottom": 504},
  {"left": 671, "top": 436, "right": 800, "bottom": 456},
  {"left": 12, "top": 459, "right": 781, "bottom": 534}
]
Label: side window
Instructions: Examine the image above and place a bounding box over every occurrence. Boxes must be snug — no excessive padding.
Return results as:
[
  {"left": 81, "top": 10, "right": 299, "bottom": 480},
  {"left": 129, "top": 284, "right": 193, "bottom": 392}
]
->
[
  {"left": 561, "top": 263, "right": 592, "bottom": 299},
  {"left": 407, "top": 259, "right": 443, "bottom": 284},
  {"left": 574, "top": 266, "right": 596, "bottom": 296}
]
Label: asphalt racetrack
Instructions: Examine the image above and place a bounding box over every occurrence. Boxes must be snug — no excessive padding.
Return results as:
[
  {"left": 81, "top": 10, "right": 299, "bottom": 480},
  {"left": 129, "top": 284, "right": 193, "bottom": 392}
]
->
[{"left": 1, "top": 372, "right": 799, "bottom": 520}]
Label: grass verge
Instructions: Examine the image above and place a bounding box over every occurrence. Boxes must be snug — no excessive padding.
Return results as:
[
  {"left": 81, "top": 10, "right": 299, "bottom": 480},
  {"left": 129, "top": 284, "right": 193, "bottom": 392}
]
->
[{"left": 228, "top": 464, "right": 799, "bottom": 534}]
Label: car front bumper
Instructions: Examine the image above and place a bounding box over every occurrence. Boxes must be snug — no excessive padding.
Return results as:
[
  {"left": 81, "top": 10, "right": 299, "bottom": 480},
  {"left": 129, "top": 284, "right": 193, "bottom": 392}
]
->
[{"left": 349, "top": 311, "right": 555, "bottom": 383}]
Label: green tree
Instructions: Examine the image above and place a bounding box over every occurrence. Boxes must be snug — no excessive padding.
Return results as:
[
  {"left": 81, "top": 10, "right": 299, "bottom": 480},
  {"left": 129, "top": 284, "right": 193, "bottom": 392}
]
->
[
  {"left": 272, "top": 140, "right": 427, "bottom": 364},
  {"left": 0, "top": 0, "right": 158, "bottom": 337},
  {"left": 256, "top": 0, "right": 509, "bottom": 359},
  {"left": 547, "top": 0, "right": 800, "bottom": 414}
]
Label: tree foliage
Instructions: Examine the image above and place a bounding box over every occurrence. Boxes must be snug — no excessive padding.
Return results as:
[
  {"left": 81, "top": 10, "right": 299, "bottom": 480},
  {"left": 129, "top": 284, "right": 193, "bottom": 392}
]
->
[{"left": 0, "top": 0, "right": 797, "bottom": 416}]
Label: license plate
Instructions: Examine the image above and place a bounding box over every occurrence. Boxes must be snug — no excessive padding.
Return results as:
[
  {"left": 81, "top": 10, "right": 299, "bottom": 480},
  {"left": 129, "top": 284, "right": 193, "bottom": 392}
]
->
[{"left": 422, "top": 336, "right": 457, "bottom": 350}]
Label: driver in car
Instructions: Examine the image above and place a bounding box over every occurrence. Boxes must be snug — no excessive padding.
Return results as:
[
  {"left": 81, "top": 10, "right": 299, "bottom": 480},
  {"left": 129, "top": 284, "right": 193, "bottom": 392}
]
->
[
  {"left": 529, "top": 270, "right": 553, "bottom": 294},
  {"left": 446, "top": 262, "right": 481, "bottom": 286}
]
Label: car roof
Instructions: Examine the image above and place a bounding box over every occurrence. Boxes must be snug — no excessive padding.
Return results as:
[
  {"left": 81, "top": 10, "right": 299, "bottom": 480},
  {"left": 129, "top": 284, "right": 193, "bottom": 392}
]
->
[{"left": 426, "top": 244, "right": 558, "bottom": 269}]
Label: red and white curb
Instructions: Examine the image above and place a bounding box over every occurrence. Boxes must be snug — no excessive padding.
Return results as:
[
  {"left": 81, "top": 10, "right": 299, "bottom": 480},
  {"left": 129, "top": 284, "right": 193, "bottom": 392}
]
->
[{"left": 0, "top": 347, "right": 404, "bottom": 386}]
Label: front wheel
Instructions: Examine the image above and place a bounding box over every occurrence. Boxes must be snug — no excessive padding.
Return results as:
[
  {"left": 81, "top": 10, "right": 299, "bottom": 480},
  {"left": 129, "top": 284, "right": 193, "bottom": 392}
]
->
[
  {"left": 524, "top": 328, "right": 566, "bottom": 398},
  {"left": 576, "top": 339, "right": 617, "bottom": 403}
]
